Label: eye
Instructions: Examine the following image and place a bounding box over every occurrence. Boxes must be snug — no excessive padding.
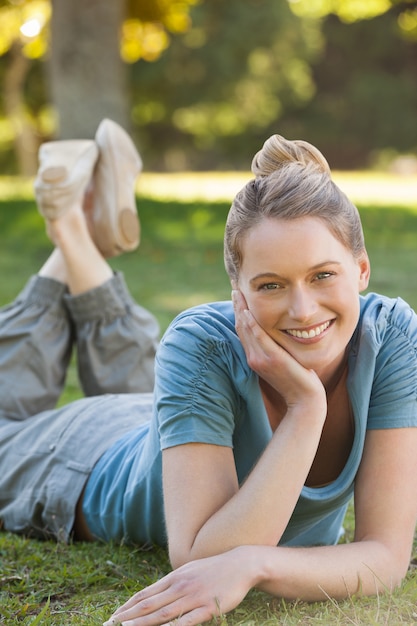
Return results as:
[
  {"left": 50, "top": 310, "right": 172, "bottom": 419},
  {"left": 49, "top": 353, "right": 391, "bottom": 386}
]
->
[
  {"left": 259, "top": 282, "right": 282, "bottom": 291},
  {"left": 314, "top": 271, "right": 334, "bottom": 281}
]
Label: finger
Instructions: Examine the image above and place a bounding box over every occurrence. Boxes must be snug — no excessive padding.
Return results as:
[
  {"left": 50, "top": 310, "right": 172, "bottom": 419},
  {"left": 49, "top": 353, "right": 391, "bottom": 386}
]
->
[
  {"left": 242, "top": 309, "right": 270, "bottom": 344},
  {"left": 237, "top": 308, "right": 272, "bottom": 352},
  {"left": 108, "top": 595, "right": 215, "bottom": 626},
  {"left": 107, "top": 591, "right": 175, "bottom": 624},
  {"left": 232, "top": 293, "right": 257, "bottom": 344},
  {"left": 111, "top": 574, "right": 175, "bottom": 615},
  {"left": 231, "top": 288, "right": 248, "bottom": 312},
  {"left": 159, "top": 605, "right": 221, "bottom": 626}
]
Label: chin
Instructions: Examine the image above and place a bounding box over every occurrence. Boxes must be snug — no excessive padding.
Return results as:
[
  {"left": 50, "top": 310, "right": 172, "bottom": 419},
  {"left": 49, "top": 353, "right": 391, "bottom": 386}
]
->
[{"left": 285, "top": 344, "right": 337, "bottom": 372}]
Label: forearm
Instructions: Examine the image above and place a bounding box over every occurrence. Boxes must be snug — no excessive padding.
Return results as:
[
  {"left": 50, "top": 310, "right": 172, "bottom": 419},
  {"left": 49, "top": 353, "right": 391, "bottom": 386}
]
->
[
  {"left": 187, "top": 407, "right": 325, "bottom": 561},
  {"left": 103, "top": 541, "right": 409, "bottom": 626},
  {"left": 251, "top": 540, "right": 407, "bottom": 601}
]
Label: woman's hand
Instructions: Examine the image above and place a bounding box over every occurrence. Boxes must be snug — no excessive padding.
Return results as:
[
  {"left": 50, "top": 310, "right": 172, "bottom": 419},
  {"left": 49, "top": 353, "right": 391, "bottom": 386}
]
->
[
  {"left": 232, "top": 289, "right": 326, "bottom": 412},
  {"left": 103, "top": 548, "right": 257, "bottom": 626}
]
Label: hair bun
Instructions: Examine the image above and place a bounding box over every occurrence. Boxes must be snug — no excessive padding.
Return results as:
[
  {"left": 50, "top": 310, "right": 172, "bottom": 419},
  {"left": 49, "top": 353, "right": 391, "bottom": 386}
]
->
[{"left": 251, "top": 134, "right": 331, "bottom": 177}]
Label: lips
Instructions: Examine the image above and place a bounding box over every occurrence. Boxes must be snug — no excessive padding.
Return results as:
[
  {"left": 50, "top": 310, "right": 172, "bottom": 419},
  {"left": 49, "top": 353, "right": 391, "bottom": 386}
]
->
[{"left": 285, "top": 320, "right": 331, "bottom": 339}]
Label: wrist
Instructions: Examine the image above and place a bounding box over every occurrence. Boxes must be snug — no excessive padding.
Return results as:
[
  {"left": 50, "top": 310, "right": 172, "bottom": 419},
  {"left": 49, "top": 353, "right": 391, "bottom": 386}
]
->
[
  {"left": 284, "top": 400, "right": 327, "bottom": 429},
  {"left": 233, "top": 545, "right": 275, "bottom": 589}
]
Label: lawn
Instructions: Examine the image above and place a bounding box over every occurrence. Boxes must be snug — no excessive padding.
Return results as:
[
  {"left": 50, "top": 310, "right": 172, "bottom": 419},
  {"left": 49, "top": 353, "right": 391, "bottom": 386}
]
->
[{"left": 0, "top": 171, "right": 416, "bottom": 625}]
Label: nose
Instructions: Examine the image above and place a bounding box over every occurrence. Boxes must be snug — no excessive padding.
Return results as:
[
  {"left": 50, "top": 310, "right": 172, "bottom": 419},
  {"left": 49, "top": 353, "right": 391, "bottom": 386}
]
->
[{"left": 287, "top": 286, "right": 318, "bottom": 323}]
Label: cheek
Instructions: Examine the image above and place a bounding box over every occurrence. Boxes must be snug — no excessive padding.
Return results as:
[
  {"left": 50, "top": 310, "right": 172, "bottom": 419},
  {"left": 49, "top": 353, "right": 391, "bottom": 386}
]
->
[
  {"left": 338, "top": 283, "right": 360, "bottom": 313},
  {"left": 247, "top": 299, "right": 279, "bottom": 330},
  {"left": 336, "top": 291, "right": 360, "bottom": 335}
]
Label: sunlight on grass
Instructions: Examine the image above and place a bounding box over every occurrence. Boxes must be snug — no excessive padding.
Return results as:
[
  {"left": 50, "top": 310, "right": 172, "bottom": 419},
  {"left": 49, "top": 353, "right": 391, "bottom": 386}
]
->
[
  {"left": 136, "top": 171, "right": 417, "bottom": 209},
  {"left": 138, "top": 172, "right": 250, "bottom": 202},
  {"left": 333, "top": 171, "right": 417, "bottom": 209},
  {"left": 0, "top": 177, "right": 35, "bottom": 199},
  {"left": 1, "top": 171, "right": 416, "bottom": 209}
]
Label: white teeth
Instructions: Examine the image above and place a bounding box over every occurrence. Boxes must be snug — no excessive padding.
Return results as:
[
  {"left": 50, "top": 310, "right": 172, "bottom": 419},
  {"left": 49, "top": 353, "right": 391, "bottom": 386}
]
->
[{"left": 287, "top": 321, "right": 330, "bottom": 339}]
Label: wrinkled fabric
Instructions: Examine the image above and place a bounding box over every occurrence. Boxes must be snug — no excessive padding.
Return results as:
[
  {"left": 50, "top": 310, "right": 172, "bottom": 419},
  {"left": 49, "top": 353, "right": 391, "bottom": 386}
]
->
[{"left": 0, "top": 273, "right": 158, "bottom": 541}]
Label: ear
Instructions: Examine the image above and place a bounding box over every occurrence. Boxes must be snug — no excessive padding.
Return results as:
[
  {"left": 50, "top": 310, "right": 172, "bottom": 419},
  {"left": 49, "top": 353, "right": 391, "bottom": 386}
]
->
[{"left": 357, "top": 250, "right": 371, "bottom": 292}]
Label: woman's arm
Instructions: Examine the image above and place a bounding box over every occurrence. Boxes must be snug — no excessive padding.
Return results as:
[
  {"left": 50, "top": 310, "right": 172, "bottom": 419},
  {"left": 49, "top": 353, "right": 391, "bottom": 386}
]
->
[
  {"left": 163, "top": 404, "right": 324, "bottom": 567},
  {"left": 257, "top": 426, "right": 417, "bottom": 599},
  {"left": 163, "top": 294, "right": 327, "bottom": 567},
  {"left": 164, "top": 425, "right": 417, "bottom": 590},
  {"left": 105, "top": 427, "right": 417, "bottom": 626}
]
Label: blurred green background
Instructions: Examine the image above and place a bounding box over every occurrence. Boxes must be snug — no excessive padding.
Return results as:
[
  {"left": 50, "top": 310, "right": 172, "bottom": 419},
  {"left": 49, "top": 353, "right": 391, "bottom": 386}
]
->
[{"left": 0, "top": 0, "right": 416, "bottom": 175}]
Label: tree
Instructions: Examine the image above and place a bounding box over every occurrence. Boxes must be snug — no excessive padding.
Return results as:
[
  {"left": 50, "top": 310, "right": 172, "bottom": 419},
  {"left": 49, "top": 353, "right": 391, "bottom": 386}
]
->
[
  {"left": 128, "top": 0, "right": 322, "bottom": 170},
  {"left": 48, "top": 0, "right": 128, "bottom": 139},
  {"left": 49, "top": 0, "right": 197, "bottom": 139},
  {"left": 0, "top": 0, "right": 197, "bottom": 172},
  {"left": 124, "top": 0, "right": 417, "bottom": 170},
  {"left": 282, "top": 0, "right": 417, "bottom": 167},
  {"left": 0, "top": 0, "right": 50, "bottom": 174},
  {"left": 1, "top": 0, "right": 416, "bottom": 173}
]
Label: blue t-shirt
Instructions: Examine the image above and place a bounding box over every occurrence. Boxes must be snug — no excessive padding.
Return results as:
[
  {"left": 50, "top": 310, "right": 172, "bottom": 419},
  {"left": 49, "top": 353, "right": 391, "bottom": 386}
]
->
[{"left": 82, "top": 293, "right": 417, "bottom": 547}]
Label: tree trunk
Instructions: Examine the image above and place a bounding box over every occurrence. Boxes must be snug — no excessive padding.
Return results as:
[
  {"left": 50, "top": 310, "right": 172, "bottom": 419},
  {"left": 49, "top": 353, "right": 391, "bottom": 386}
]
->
[
  {"left": 3, "top": 41, "right": 39, "bottom": 176},
  {"left": 48, "top": 0, "right": 129, "bottom": 139}
]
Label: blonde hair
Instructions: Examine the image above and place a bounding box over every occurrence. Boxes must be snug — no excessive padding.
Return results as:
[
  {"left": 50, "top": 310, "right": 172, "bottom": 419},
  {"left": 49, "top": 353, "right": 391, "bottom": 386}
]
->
[{"left": 224, "top": 134, "right": 365, "bottom": 281}]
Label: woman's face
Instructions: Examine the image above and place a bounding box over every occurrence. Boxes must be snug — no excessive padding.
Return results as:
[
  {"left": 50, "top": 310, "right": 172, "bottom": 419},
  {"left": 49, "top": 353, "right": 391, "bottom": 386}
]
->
[{"left": 237, "top": 217, "right": 370, "bottom": 380}]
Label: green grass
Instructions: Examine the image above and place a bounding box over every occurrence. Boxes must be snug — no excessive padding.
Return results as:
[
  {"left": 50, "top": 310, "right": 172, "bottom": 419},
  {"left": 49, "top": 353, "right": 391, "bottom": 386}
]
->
[{"left": 0, "top": 172, "right": 416, "bottom": 625}]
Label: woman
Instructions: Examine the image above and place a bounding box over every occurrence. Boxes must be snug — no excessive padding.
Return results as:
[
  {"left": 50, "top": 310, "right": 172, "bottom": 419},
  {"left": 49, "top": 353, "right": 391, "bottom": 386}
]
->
[
  {"left": 104, "top": 135, "right": 417, "bottom": 625},
  {"left": 0, "top": 125, "right": 416, "bottom": 626}
]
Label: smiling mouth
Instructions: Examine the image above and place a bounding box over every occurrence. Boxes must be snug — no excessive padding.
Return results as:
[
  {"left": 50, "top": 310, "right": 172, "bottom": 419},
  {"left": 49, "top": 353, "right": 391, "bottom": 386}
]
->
[{"left": 285, "top": 320, "right": 331, "bottom": 339}]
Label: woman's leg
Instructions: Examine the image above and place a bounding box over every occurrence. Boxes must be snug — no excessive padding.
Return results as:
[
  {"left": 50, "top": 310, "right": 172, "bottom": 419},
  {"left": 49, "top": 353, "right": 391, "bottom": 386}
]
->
[
  {"left": 0, "top": 139, "right": 111, "bottom": 419},
  {"left": 66, "top": 271, "right": 159, "bottom": 395},
  {"left": 39, "top": 200, "right": 113, "bottom": 294},
  {"left": 0, "top": 124, "right": 157, "bottom": 543},
  {"left": 0, "top": 273, "right": 73, "bottom": 419},
  {"left": 39, "top": 127, "right": 159, "bottom": 396}
]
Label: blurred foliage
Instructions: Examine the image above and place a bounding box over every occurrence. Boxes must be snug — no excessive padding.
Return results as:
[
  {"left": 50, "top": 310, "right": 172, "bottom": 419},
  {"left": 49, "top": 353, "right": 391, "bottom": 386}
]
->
[
  {"left": 288, "top": 0, "right": 393, "bottom": 22},
  {"left": 279, "top": 4, "right": 417, "bottom": 167},
  {"left": 0, "top": 0, "right": 416, "bottom": 171},
  {"left": 122, "top": 0, "right": 199, "bottom": 62},
  {"left": 287, "top": 0, "right": 417, "bottom": 37},
  {"left": 128, "top": 0, "right": 417, "bottom": 169},
  {"left": 0, "top": 0, "right": 197, "bottom": 62},
  {"left": 0, "top": 0, "right": 50, "bottom": 59},
  {"left": 128, "top": 0, "right": 323, "bottom": 169}
]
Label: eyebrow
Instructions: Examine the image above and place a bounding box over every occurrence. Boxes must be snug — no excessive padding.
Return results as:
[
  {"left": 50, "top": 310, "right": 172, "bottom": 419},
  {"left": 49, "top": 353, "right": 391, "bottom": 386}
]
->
[{"left": 249, "top": 260, "right": 342, "bottom": 284}]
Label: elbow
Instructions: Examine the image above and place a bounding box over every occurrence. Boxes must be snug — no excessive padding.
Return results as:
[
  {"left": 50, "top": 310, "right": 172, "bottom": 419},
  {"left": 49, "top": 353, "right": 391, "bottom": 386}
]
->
[
  {"left": 377, "top": 565, "right": 408, "bottom": 595},
  {"left": 168, "top": 542, "right": 196, "bottom": 570},
  {"left": 381, "top": 543, "right": 413, "bottom": 591},
  {"left": 168, "top": 539, "right": 227, "bottom": 570},
  {"left": 389, "top": 557, "right": 410, "bottom": 590},
  {"left": 168, "top": 549, "right": 187, "bottom": 570},
  {"left": 361, "top": 543, "right": 412, "bottom": 595},
  {"left": 169, "top": 554, "right": 188, "bottom": 570}
]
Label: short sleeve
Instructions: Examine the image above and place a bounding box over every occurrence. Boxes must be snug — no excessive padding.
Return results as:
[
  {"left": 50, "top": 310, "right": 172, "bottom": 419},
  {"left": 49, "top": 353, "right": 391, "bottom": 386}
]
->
[
  {"left": 367, "top": 298, "right": 417, "bottom": 429},
  {"left": 154, "top": 304, "right": 248, "bottom": 450}
]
